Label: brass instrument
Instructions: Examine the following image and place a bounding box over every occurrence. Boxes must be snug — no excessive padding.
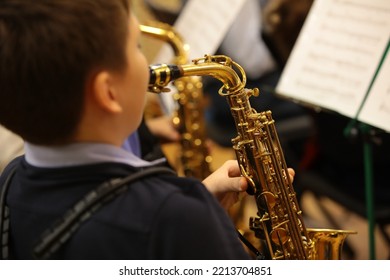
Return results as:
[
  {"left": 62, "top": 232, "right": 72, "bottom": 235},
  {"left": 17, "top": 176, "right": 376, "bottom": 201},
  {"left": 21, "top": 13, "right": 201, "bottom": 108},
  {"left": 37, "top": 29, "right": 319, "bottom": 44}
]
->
[
  {"left": 141, "top": 22, "right": 212, "bottom": 179},
  {"left": 148, "top": 55, "right": 356, "bottom": 260}
]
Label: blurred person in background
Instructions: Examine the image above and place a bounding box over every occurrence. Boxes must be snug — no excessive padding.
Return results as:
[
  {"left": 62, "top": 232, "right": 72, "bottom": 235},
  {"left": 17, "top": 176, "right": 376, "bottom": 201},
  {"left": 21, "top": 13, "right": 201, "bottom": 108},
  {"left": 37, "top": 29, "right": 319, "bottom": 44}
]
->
[{"left": 0, "top": 125, "right": 24, "bottom": 173}]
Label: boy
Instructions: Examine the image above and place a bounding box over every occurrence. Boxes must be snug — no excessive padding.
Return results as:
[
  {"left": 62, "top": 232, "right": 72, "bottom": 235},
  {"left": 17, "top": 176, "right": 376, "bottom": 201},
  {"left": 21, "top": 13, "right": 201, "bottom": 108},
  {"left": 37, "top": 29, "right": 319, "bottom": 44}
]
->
[{"left": 0, "top": 0, "right": 251, "bottom": 259}]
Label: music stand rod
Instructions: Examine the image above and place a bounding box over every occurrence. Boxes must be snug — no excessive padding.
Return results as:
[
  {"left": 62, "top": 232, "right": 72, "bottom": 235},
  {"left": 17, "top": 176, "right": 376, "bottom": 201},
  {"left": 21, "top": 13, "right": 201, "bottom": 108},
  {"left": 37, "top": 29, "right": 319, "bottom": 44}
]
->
[{"left": 343, "top": 40, "right": 390, "bottom": 260}]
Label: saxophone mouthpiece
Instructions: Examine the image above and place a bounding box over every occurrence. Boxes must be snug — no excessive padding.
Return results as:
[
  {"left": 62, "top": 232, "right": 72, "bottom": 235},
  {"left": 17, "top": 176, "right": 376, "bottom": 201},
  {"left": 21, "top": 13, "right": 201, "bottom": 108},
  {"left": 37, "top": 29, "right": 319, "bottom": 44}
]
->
[{"left": 148, "top": 64, "right": 183, "bottom": 93}]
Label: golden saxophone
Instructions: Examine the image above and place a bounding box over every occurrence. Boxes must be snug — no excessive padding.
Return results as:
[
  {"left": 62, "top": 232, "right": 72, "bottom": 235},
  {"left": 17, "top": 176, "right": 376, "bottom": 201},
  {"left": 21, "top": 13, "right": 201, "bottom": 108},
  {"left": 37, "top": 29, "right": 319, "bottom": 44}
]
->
[
  {"left": 148, "top": 54, "right": 356, "bottom": 260},
  {"left": 141, "top": 22, "right": 212, "bottom": 180}
]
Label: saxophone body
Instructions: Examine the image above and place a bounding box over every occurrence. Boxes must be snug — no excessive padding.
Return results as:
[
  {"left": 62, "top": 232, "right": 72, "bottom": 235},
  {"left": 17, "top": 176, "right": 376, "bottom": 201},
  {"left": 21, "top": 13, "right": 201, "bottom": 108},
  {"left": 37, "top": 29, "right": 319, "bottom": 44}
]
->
[
  {"left": 148, "top": 55, "right": 356, "bottom": 260},
  {"left": 141, "top": 22, "right": 212, "bottom": 179}
]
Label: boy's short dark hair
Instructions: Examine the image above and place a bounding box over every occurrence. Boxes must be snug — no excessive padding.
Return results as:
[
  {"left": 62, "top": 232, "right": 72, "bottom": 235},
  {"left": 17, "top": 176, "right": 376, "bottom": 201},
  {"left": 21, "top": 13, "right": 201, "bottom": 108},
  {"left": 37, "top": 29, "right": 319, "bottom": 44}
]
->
[{"left": 0, "top": 0, "right": 130, "bottom": 145}]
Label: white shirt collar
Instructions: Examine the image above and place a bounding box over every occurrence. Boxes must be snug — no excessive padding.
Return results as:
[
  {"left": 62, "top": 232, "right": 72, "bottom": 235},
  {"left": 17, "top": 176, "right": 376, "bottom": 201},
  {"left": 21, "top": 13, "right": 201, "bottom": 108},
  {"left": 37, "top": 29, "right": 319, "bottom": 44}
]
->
[{"left": 24, "top": 142, "right": 166, "bottom": 168}]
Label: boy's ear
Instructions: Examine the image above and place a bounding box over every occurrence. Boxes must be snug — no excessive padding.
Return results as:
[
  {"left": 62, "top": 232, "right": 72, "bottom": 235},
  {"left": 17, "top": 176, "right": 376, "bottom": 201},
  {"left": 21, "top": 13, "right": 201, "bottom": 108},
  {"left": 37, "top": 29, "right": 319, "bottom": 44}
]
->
[{"left": 91, "top": 71, "right": 123, "bottom": 113}]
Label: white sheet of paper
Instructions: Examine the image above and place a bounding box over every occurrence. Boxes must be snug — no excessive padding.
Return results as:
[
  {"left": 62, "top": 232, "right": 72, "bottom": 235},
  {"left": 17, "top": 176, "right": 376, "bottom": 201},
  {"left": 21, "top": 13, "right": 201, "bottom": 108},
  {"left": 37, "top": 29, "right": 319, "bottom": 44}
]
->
[
  {"left": 153, "top": 0, "right": 246, "bottom": 114},
  {"left": 276, "top": 0, "right": 390, "bottom": 119},
  {"left": 359, "top": 49, "right": 390, "bottom": 132},
  {"left": 153, "top": 0, "right": 246, "bottom": 63}
]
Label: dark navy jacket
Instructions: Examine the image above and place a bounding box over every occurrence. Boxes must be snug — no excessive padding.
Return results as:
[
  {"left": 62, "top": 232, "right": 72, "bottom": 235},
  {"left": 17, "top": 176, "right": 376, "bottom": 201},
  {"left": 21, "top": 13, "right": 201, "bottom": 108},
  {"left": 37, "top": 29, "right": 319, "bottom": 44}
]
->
[{"left": 0, "top": 156, "right": 250, "bottom": 260}]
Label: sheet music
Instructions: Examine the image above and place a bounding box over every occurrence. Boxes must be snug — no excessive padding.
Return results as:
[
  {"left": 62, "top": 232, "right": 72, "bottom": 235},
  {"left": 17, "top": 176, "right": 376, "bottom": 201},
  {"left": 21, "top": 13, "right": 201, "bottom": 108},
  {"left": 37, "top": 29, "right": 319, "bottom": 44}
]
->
[
  {"left": 153, "top": 0, "right": 246, "bottom": 62},
  {"left": 276, "top": 0, "right": 390, "bottom": 119},
  {"left": 359, "top": 49, "right": 390, "bottom": 132},
  {"left": 152, "top": 0, "right": 246, "bottom": 114}
]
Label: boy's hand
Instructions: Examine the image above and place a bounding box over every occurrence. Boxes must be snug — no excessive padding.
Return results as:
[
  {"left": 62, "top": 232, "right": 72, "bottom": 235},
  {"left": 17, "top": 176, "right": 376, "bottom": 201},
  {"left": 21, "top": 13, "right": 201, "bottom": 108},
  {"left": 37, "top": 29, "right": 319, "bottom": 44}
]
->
[
  {"left": 202, "top": 160, "right": 248, "bottom": 210},
  {"left": 202, "top": 160, "right": 295, "bottom": 211}
]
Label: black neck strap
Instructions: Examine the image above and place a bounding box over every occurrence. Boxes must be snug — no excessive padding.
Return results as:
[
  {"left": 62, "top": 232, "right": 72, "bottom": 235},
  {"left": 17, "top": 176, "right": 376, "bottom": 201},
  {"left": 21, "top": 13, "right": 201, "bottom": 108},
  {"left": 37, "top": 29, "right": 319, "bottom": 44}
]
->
[
  {"left": 0, "top": 167, "right": 16, "bottom": 260},
  {"left": 0, "top": 166, "right": 176, "bottom": 259}
]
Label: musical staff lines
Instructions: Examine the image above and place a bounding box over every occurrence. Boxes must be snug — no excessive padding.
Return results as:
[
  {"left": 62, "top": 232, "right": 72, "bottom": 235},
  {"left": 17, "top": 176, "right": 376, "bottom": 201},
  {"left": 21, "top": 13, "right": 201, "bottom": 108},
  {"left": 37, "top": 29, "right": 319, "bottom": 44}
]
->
[{"left": 276, "top": 0, "right": 390, "bottom": 125}]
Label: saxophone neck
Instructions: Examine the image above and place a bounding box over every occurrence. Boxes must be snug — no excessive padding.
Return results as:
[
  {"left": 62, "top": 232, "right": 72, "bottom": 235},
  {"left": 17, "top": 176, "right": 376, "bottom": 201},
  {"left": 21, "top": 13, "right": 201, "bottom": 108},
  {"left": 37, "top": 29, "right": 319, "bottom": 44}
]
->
[
  {"left": 183, "top": 55, "right": 244, "bottom": 91},
  {"left": 140, "top": 22, "right": 188, "bottom": 65},
  {"left": 148, "top": 55, "right": 245, "bottom": 94}
]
